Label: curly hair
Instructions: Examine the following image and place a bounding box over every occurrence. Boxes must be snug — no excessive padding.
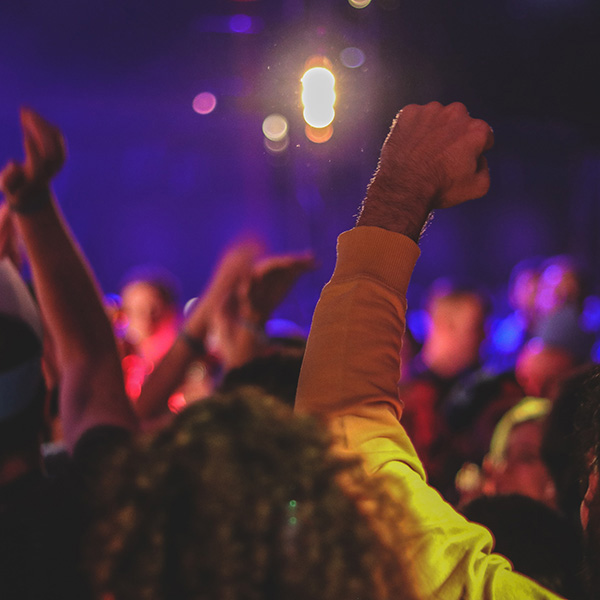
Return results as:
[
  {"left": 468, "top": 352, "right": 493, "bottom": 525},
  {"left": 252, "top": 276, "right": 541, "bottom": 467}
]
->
[{"left": 88, "top": 387, "right": 415, "bottom": 600}]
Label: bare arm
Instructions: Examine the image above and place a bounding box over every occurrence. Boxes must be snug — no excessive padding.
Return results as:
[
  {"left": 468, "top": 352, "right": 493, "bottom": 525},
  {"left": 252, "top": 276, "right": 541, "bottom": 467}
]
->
[
  {"left": 135, "top": 239, "right": 261, "bottom": 421},
  {"left": 0, "top": 108, "right": 137, "bottom": 451},
  {"left": 214, "top": 251, "right": 316, "bottom": 370}
]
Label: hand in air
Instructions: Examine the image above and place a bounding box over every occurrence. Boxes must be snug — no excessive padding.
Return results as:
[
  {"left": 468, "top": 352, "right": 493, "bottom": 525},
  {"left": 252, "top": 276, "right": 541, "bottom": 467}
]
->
[
  {"left": 0, "top": 108, "right": 66, "bottom": 210},
  {"left": 243, "top": 252, "right": 317, "bottom": 325},
  {"left": 374, "top": 102, "right": 494, "bottom": 209}
]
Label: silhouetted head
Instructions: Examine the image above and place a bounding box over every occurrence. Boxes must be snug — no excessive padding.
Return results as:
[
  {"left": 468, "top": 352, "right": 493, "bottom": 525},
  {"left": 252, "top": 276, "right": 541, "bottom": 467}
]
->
[{"left": 89, "top": 388, "right": 415, "bottom": 600}]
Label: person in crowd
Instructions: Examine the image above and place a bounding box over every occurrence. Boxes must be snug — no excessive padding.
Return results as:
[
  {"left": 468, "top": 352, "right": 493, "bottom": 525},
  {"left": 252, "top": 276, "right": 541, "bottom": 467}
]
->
[
  {"left": 570, "top": 365, "right": 600, "bottom": 596},
  {"left": 134, "top": 244, "right": 314, "bottom": 423},
  {"left": 398, "top": 283, "right": 491, "bottom": 498},
  {"left": 117, "top": 266, "right": 182, "bottom": 400},
  {"left": 478, "top": 396, "right": 557, "bottom": 508},
  {"left": 219, "top": 348, "right": 304, "bottom": 408},
  {"left": 0, "top": 108, "right": 137, "bottom": 598},
  {"left": 88, "top": 388, "right": 417, "bottom": 600},
  {"left": 515, "top": 337, "right": 579, "bottom": 399},
  {"left": 295, "top": 101, "right": 569, "bottom": 598},
  {"left": 461, "top": 494, "right": 584, "bottom": 598},
  {"left": 487, "top": 257, "right": 542, "bottom": 372},
  {"left": 542, "top": 366, "right": 595, "bottom": 529}
]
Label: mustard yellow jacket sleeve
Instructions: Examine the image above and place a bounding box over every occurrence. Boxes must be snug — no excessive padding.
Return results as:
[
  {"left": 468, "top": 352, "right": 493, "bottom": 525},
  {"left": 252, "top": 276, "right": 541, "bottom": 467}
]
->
[{"left": 296, "top": 226, "right": 564, "bottom": 600}]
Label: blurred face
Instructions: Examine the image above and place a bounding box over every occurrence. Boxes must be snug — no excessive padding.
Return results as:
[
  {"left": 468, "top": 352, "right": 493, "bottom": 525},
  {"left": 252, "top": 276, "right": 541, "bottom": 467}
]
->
[
  {"left": 536, "top": 263, "right": 581, "bottom": 316},
  {"left": 121, "top": 281, "right": 172, "bottom": 343},
  {"left": 515, "top": 340, "right": 575, "bottom": 398},
  {"left": 491, "top": 420, "right": 556, "bottom": 508},
  {"left": 430, "top": 295, "right": 486, "bottom": 357},
  {"left": 510, "top": 269, "right": 539, "bottom": 317}
]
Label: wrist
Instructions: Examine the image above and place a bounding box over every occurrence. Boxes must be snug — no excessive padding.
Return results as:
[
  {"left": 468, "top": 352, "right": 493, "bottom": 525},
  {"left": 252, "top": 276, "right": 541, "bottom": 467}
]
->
[
  {"left": 7, "top": 187, "right": 53, "bottom": 215},
  {"left": 357, "top": 182, "right": 434, "bottom": 243}
]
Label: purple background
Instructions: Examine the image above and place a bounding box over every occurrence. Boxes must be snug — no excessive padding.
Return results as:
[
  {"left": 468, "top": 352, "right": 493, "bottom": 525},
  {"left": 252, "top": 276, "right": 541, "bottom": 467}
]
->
[{"left": 2, "top": 0, "right": 600, "bottom": 327}]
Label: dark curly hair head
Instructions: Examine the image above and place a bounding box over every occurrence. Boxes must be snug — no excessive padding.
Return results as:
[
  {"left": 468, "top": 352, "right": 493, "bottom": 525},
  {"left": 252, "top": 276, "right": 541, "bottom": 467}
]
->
[{"left": 89, "top": 387, "right": 414, "bottom": 600}]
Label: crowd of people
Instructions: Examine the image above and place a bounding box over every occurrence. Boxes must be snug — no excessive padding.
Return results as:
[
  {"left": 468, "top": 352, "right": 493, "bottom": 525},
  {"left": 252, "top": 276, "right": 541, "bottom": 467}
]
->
[{"left": 2, "top": 103, "right": 600, "bottom": 599}]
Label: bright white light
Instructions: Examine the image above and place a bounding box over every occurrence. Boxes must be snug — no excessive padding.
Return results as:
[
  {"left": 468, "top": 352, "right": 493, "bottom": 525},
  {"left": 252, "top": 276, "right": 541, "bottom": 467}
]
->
[
  {"left": 262, "top": 114, "right": 288, "bottom": 142},
  {"left": 348, "top": 0, "right": 372, "bottom": 8},
  {"left": 301, "top": 67, "right": 336, "bottom": 128}
]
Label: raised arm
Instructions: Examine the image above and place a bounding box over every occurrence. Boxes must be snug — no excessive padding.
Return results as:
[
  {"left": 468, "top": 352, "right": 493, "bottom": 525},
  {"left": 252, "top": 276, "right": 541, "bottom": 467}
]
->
[
  {"left": 296, "top": 102, "right": 493, "bottom": 418},
  {"left": 0, "top": 108, "right": 137, "bottom": 451},
  {"left": 295, "top": 103, "right": 562, "bottom": 599},
  {"left": 136, "top": 241, "right": 315, "bottom": 421},
  {"left": 213, "top": 250, "right": 316, "bottom": 370},
  {"left": 135, "top": 239, "right": 261, "bottom": 421}
]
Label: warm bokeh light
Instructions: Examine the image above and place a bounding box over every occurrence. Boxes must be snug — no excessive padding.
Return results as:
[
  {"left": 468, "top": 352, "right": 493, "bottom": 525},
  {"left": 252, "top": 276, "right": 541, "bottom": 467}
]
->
[
  {"left": 340, "top": 46, "right": 366, "bottom": 68},
  {"left": 301, "top": 66, "right": 336, "bottom": 128},
  {"left": 305, "top": 124, "right": 333, "bottom": 144},
  {"left": 264, "top": 136, "right": 290, "bottom": 154},
  {"left": 348, "top": 0, "right": 372, "bottom": 8},
  {"left": 262, "top": 113, "right": 289, "bottom": 142},
  {"left": 192, "top": 92, "right": 217, "bottom": 115}
]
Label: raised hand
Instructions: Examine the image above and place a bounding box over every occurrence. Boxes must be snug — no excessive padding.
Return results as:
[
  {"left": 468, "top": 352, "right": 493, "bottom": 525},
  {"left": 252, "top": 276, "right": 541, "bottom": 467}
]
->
[
  {"left": 184, "top": 237, "right": 265, "bottom": 338},
  {"left": 0, "top": 108, "right": 66, "bottom": 212},
  {"left": 358, "top": 102, "right": 494, "bottom": 241},
  {"left": 243, "top": 252, "right": 317, "bottom": 326}
]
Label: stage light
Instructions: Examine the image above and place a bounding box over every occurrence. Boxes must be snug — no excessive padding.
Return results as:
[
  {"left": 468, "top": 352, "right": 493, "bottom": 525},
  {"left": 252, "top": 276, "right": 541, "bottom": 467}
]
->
[
  {"left": 340, "top": 47, "right": 365, "bottom": 68},
  {"left": 262, "top": 113, "right": 289, "bottom": 142},
  {"left": 192, "top": 92, "right": 217, "bottom": 115},
  {"left": 348, "top": 0, "right": 372, "bottom": 8},
  {"left": 305, "top": 124, "right": 333, "bottom": 144},
  {"left": 301, "top": 66, "right": 336, "bottom": 129}
]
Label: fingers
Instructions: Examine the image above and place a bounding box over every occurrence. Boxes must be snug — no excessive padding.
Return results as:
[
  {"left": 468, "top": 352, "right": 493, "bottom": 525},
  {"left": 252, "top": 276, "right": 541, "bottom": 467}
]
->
[
  {"left": 19, "top": 107, "right": 66, "bottom": 184},
  {"left": 253, "top": 252, "right": 317, "bottom": 278}
]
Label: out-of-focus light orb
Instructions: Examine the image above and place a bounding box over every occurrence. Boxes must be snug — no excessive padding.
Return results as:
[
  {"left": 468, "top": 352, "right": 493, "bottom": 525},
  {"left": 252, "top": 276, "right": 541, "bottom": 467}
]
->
[
  {"left": 262, "top": 114, "right": 288, "bottom": 142},
  {"left": 264, "top": 136, "right": 289, "bottom": 154},
  {"left": 193, "top": 92, "right": 217, "bottom": 115},
  {"left": 301, "top": 67, "right": 336, "bottom": 128},
  {"left": 348, "top": 0, "right": 372, "bottom": 8},
  {"left": 229, "top": 14, "right": 252, "bottom": 33},
  {"left": 305, "top": 124, "right": 333, "bottom": 144},
  {"left": 184, "top": 297, "right": 199, "bottom": 317},
  {"left": 340, "top": 47, "right": 366, "bottom": 68}
]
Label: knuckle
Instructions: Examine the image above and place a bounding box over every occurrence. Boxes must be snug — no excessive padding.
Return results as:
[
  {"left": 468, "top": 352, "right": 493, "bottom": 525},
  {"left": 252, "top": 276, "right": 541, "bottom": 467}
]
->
[
  {"left": 399, "top": 103, "right": 419, "bottom": 116},
  {"left": 446, "top": 102, "right": 468, "bottom": 115}
]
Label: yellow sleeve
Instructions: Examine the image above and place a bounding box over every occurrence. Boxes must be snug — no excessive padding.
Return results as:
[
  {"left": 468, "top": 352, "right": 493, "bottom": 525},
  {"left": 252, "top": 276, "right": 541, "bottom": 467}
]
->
[{"left": 296, "top": 226, "right": 563, "bottom": 600}]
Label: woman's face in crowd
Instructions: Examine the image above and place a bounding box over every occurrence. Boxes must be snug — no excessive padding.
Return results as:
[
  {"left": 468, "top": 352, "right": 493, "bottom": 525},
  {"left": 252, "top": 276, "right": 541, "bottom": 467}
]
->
[{"left": 121, "top": 281, "right": 171, "bottom": 343}]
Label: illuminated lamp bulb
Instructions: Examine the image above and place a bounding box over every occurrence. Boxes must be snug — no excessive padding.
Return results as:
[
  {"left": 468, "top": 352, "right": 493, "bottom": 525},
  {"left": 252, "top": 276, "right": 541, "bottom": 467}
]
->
[
  {"left": 305, "top": 124, "right": 333, "bottom": 144},
  {"left": 262, "top": 114, "right": 289, "bottom": 142},
  {"left": 348, "top": 0, "right": 372, "bottom": 8},
  {"left": 193, "top": 92, "right": 217, "bottom": 115},
  {"left": 301, "top": 66, "right": 336, "bottom": 128}
]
